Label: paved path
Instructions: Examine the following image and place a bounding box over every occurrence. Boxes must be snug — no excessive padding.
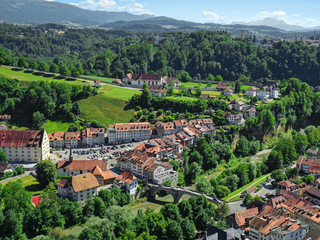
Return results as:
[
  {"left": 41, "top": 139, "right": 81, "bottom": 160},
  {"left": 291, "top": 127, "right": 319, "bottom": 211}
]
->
[
  {"left": 225, "top": 173, "right": 271, "bottom": 202},
  {"left": 0, "top": 171, "right": 33, "bottom": 184}
]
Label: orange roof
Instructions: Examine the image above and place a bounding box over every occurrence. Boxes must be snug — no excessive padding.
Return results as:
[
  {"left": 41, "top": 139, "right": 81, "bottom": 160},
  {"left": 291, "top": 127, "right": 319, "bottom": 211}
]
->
[
  {"left": 72, "top": 173, "right": 99, "bottom": 192},
  {"left": 217, "top": 82, "right": 228, "bottom": 89},
  {"left": 118, "top": 171, "right": 137, "bottom": 184},
  {"left": 81, "top": 128, "right": 105, "bottom": 138},
  {"left": 109, "top": 122, "right": 150, "bottom": 132},
  {"left": 91, "top": 165, "right": 117, "bottom": 180},
  {"left": 57, "top": 160, "right": 104, "bottom": 171},
  {"left": 0, "top": 129, "right": 43, "bottom": 148},
  {"left": 48, "top": 131, "right": 65, "bottom": 141},
  {"left": 234, "top": 207, "right": 259, "bottom": 227}
]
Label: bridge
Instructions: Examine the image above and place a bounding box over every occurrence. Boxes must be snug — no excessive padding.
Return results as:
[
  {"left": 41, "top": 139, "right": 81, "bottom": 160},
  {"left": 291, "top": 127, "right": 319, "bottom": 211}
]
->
[{"left": 148, "top": 183, "right": 222, "bottom": 204}]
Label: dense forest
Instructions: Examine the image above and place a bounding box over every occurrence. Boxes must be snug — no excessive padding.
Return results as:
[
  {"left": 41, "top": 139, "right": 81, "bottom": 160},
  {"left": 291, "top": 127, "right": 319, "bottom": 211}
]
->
[{"left": 1, "top": 23, "right": 320, "bottom": 86}]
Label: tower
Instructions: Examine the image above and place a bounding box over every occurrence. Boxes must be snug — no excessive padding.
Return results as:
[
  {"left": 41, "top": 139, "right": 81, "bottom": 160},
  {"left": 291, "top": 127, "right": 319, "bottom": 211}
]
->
[{"left": 69, "top": 146, "right": 73, "bottom": 162}]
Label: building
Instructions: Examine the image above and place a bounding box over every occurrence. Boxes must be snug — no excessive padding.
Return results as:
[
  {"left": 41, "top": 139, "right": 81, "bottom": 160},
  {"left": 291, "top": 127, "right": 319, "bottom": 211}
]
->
[
  {"left": 149, "top": 85, "right": 167, "bottom": 97},
  {"left": 245, "top": 107, "right": 257, "bottom": 118},
  {"left": 108, "top": 122, "right": 151, "bottom": 144},
  {"left": 239, "top": 30, "right": 249, "bottom": 39},
  {"left": 155, "top": 121, "right": 175, "bottom": 137},
  {"left": 117, "top": 151, "right": 178, "bottom": 185},
  {"left": 94, "top": 79, "right": 101, "bottom": 87},
  {"left": 306, "top": 149, "right": 320, "bottom": 161},
  {"left": 216, "top": 82, "right": 228, "bottom": 92},
  {"left": 297, "top": 157, "right": 320, "bottom": 177},
  {"left": 224, "top": 88, "right": 234, "bottom": 97},
  {"left": 91, "top": 165, "right": 117, "bottom": 186},
  {"left": 48, "top": 128, "right": 106, "bottom": 148},
  {"left": 174, "top": 120, "right": 188, "bottom": 131},
  {"left": 57, "top": 172, "right": 99, "bottom": 202},
  {"left": 118, "top": 171, "right": 138, "bottom": 195},
  {"left": 81, "top": 128, "right": 105, "bottom": 146},
  {"left": 245, "top": 86, "right": 259, "bottom": 97},
  {"left": 306, "top": 187, "right": 320, "bottom": 205},
  {"left": 112, "top": 79, "right": 123, "bottom": 86},
  {"left": 57, "top": 159, "right": 107, "bottom": 176},
  {"left": 226, "top": 113, "right": 244, "bottom": 125},
  {"left": 234, "top": 101, "right": 245, "bottom": 112},
  {"left": 122, "top": 73, "right": 132, "bottom": 83},
  {"left": 200, "top": 94, "right": 216, "bottom": 100},
  {"left": 164, "top": 77, "right": 181, "bottom": 87},
  {"left": 257, "top": 85, "right": 280, "bottom": 100},
  {"left": 204, "top": 226, "right": 244, "bottom": 240},
  {"left": 277, "top": 180, "right": 299, "bottom": 192},
  {"left": 130, "top": 74, "right": 166, "bottom": 86},
  {"left": 0, "top": 114, "right": 11, "bottom": 122},
  {"left": 227, "top": 207, "right": 259, "bottom": 229},
  {"left": 0, "top": 124, "right": 7, "bottom": 130},
  {"left": 0, "top": 129, "right": 50, "bottom": 162}
]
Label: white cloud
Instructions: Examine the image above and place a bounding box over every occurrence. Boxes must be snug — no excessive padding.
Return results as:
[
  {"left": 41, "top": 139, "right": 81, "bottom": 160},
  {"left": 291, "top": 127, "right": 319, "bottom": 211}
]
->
[
  {"left": 201, "top": 11, "right": 227, "bottom": 21},
  {"left": 257, "top": 10, "right": 287, "bottom": 20},
  {"left": 118, "top": 2, "right": 152, "bottom": 14},
  {"left": 72, "top": 0, "right": 116, "bottom": 11},
  {"left": 71, "top": 0, "right": 152, "bottom": 14}
]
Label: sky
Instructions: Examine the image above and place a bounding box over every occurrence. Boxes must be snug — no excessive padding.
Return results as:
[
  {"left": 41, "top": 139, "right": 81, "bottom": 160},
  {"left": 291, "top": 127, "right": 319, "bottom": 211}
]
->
[{"left": 48, "top": 0, "right": 320, "bottom": 28}]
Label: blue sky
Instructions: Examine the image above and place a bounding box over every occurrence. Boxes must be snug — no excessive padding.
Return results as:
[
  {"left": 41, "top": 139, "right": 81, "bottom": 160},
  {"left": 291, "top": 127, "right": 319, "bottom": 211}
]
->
[{"left": 50, "top": 0, "right": 320, "bottom": 27}]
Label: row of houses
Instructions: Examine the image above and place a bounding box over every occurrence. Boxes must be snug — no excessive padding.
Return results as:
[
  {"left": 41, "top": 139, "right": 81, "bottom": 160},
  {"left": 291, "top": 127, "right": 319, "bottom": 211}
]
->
[
  {"left": 48, "top": 128, "right": 105, "bottom": 148},
  {"left": 245, "top": 84, "right": 280, "bottom": 100},
  {"left": 107, "top": 118, "right": 215, "bottom": 145}
]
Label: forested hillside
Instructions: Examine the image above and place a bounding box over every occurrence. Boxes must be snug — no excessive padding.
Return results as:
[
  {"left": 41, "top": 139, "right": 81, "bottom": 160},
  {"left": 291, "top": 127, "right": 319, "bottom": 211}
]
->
[{"left": 1, "top": 23, "right": 320, "bottom": 86}]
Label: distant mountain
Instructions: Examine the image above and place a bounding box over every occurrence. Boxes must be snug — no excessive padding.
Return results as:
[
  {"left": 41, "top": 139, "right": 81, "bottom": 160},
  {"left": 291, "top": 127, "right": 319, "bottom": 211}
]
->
[
  {"left": 232, "top": 18, "right": 306, "bottom": 31},
  {"left": 0, "top": 0, "right": 153, "bottom": 26}
]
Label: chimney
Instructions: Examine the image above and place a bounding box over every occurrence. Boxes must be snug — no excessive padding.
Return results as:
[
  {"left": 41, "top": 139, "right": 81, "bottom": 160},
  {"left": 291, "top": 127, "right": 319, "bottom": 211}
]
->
[{"left": 69, "top": 146, "right": 73, "bottom": 162}]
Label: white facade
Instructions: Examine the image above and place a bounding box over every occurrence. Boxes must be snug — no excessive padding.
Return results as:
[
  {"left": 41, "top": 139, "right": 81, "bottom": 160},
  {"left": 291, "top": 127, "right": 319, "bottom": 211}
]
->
[
  {"left": 108, "top": 123, "right": 151, "bottom": 144},
  {"left": 246, "top": 89, "right": 258, "bottom": 97},
  {"left": 258, "top": 90, "right": 270, "bottom": 100},
  {"left": 57, "top": 183, "right": 98, "bottom": 202},
  {"left": 131, "top": 78, "right": 165, "bottom": 86}
]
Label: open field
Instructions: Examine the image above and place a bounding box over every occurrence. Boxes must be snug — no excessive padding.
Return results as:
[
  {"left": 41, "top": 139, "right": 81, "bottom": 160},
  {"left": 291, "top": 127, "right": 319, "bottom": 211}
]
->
[
  {"left": 44, "top": 119, "right": 70, "bottom": 134},
  {"left": 99, "top": 84, "right": 139, "bottom": 101},
  {"left": 81, "top": 75, "right": 115, "bottom": 83},
  {"left": 0, "top": 65, "right": 90, "bottom": 86}
]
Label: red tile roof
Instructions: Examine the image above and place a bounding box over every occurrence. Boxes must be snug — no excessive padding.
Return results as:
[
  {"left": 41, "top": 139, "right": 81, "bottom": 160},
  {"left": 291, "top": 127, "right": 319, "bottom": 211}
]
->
[
  {"left": 246, "top": 86, "right": 259, "bottom": 91},
  {"left": 132, "top": 74, "right": 162, "bottom": 81},
  {"left": 217, "top": 82, "right": 228, "bottom": 89},
  {"left": 118, "top": 171, "right": 137, "bottom": 184},
  {"left": 234, "top": 207, "right": 259, "bottom": 227},
  {"left": 91, "top": 165, "right": 117, "bottom": 180},
  {"left": 57, "top": 160, "right": 104, "bottom": 171},
  {"left": 0, "top": 129, "right": 43, "bottom": 148}
]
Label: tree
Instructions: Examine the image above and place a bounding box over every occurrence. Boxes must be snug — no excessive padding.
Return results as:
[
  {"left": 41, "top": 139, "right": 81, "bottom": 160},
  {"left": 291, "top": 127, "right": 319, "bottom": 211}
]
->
[
  {"left": 259, "top": 109, "right": 275, "bottom": 131},
  {"left": 0, "top": 150, "right": 8, "bottom": 163},
  {"left": 18, "top": 57, "right": 28, "bottom": 68},
  {"left": 79, "top": 228, "right": 102, "bottom": 240},
  {"left": 194, "top": 209, "right": 210, "bottom": 231},
  {"left": 235, "top": 80, "right": 242, "bottom": 93},
  {"left": 195, "top": 86, "right": 202, "bottom": 97},
  {"left": 293, "top": 133, "right": 309, "bottom": 155},
  {"left": 215, "top": 185, "right": 230, "bottom": 198},
  {"left": 38, "top": 61, "right": 48, "bottom": 72},
  {"left": 185, "top": 162, "right": 202, "bottom": 184},
  {"left": 165, "top": 220, "right": 183, "bottom": 240},
  {"left": 71, "top": 67, "right": 79, "bottom": 77},
  {"left": 304, "top": 174, "right": 315, "bottom": 184},
  {"left": 181, "top": 218, "right": 196, "bottom": 240},
  {"left": 160, "top": 203, "right": 182, "bottom": 223},
  {"left": 35, "top": 160, "right": 57, "bottom": 187},
  {"left": 196, "top": 178, "right": 213, "bottom": 194},
  {"left": 215, "top": 75, "right": 223, "bottom": 81},
  {"left": 49, "top": 63, "right": 58, "bottom": 73},
  {"left": 208, "top": 73, "right": 215, "bottom": 80},
  {"left": 29, "top": 61, "right": 37, "bottom": 70},
  {"left": 265, "top": 150, "right": 283, "bottom": 172},
  {"left": 59, "top": 64, "right": 70, "bottom": 76},
  {"left": 180, "top": 72, "right": 191, "bottom": 82},
  {"left": 32, "top": 111, "right": 45, "bottom": 129},
  {"left": 243, "top": 193, "right": 253, "bottom": 206},
  {"left": 83, "top": 196, "right": 95, "bottom": 218},
  {"left": 167, "top": 86, "right": 174, "bottom": 95},
  {"left": 271, "top": 169, "right": 286, "bottom": 183},
  {"left": 177, "top": 200, "right": 193, "bottom": 219}
]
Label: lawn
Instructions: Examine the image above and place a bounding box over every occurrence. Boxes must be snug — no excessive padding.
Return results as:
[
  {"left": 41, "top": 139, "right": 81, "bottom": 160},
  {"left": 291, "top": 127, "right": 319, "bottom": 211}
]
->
[
  {"left": 223, "top": 173, "right": 271, "bottom": 202},
  {"left": 1, "top": 175, "right": 45, "bottom": 196},
  {"left": 201, "top": 91, "right": 221, "bottom": 96},
  {"left": 81, "top": 75, "right": 115, "bottom": 83},
  {"left": 0, "top": 65, "right": 90, "bottom": 86},
  {"left": 44, "top": 119, "right": 70, "bottom": 133},
  {"left": 132, "top": 194, "right": 191, "bottom": 215},
  {"left": 99, "top": 84, "right": 140, "bottom": 101},
  {"left": 181, "top": 82, "right": 218, "bottom": 89},
  {"left": 78, "top": 94, "right": 135, "bottom": 126}
]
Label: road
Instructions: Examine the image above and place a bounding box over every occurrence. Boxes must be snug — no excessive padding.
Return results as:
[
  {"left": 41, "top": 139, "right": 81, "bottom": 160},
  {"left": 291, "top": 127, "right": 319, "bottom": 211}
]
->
[{"left": 0, "top": 171, "right": 33, "bottom": 184}]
